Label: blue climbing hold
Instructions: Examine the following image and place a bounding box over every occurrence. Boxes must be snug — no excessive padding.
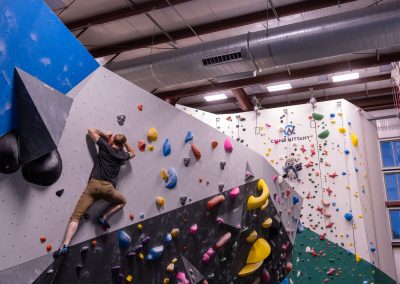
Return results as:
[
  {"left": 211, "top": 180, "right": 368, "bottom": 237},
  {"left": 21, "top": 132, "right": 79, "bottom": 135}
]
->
[
  {"left": 184, "top": 131, "right": 193, "bottom": 143},
  {"left": 281, "top": 278, "right": 288, "bottom": 284},
  {"left": 355, "top": 168, "right": 359, "bottom": 173},
  {"left": 146, "top": 245, "right": 164, "bottom": 260},
  {"left": 330, "top": 113, "right": 335, "bottom": 118},
  {"left": 118, "top": 230, "right": 131, "bottom": 248},
  {"left": 163, "top": 139, "right": 171, "bottom": 156},
  {"left": 342, "top": 171, "right": 346, "bottom": 175},
  {"left": 332, "top": 202, "right": 336, "bottom": 206},
  {"left": 344, "top": 149, "right": 350, "bottom": 155},
  {"left": 297, "top": 222, "right": 304, "bottom": 233},
  {"left": 370, "top": 244, "right": 376, "bottom": 252},
  {"left": 344, "top": 212, "right": 353, "bottom": 221},
  {"left": 166, "top": 167, "right": 178, "bottom": 189},
  {"left": 293, "top": 196, "right": 299, "bottom": 205},
  {"left": 164, "top": 233, "right": 173, "bottom": 245}
]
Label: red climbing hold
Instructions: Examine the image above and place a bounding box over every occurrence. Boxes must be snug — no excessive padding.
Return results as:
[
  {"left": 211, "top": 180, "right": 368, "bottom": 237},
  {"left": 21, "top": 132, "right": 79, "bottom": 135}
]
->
[
  {"left": 137, "top": 104, "right": 143, "bottom": 111},
  {"left": 320, "top": 233, "right": 326, "bottom": 240},
  {"left": 40, "top": 236, "right": 46, "bottom": 243},
  {"left": 305, "top": 161, "right": 314, "bottom": 168},
  {"left": 311, "top": 149, "right": 316, "bottom": 157},
  {"left": 300, "top": 145, "right": 306, "bottom": 153},
  {"left": 329, "top": 172, "right": 338, "bottom": 179},
  {"left": 46, "top": 243, "right": 52, "bottom": 252},
  {"left": 137, "top": 140, "right": 146, "bottom": 152},
  {"left": 92, "top": 240, "right": 97, "bottom": 247},
  {"left": 129, "top": 213, "right": 134, "bottom": 221},
  {"left": 191, "top": 144, "right": 201, "bottom": 160},
  {"left": 211, "top": 140, "right": 218, "bottom": 149},
  {"left": 326, "top": 221, "right": 334, "bottom": 228},
  {"left": 326, "top": 187, "right": 332, "bottom": 195},
  {"left": 327, "top": 268, "right": 336, "bottom": 276}
]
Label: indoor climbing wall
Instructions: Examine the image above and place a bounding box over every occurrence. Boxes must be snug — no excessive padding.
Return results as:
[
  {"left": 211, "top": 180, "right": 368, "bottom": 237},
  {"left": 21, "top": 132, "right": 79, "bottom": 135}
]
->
[
  {"left": 178, "top": 100, "right": 397, "bottom": 283},
  {"left": 0, "top": 66, "right": 301, "bottom": 283},
  {"left": 0, "top": 0, "right": 98, "bottom": 137}
]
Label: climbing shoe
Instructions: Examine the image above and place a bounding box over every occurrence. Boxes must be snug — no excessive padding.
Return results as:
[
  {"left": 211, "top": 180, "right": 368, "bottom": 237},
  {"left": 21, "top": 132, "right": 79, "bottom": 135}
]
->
[
  {"left": 98, "top": 216, "right": 111, "bottom": 229},
  {"left": 53, "top": 245, "right": 68, "bottom": 257}
]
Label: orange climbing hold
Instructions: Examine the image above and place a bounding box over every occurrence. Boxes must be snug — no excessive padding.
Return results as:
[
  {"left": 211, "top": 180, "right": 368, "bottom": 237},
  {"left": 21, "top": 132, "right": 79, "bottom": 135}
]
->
[
  {"left": 91, "top": 240, "right": 97, "bottom": 247},
  {"left": 191, "top": 144, "right": 201, "bottom": 160},
  {"left": 46, "top": 243, "right": 52, "bottom": 252},
  {"left": 207, "top": 195, "right": 225, "bottom": 210},
  {"left": 211, "top": 140, "right": 218, "bottom": 149}
]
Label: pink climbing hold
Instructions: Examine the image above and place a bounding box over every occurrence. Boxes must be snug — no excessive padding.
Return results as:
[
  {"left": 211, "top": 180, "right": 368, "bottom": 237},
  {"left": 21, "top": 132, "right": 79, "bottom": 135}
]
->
[
  {"left": 273, "top": 175, "right": 278, "bottom": 183},
  {"left": 176, "top": 272, "right": 190, "bottom": 284},
  {"left": 215, "top": 232, "right": 231, "bottom": 249},
  {"left": 229, "top": 187, "right": 240, "bottom": 198},
  {"left": 224, "top": 138, "right": 233, "bottom": 152},
  {"left": 202, "top": 247, "right": 215, "bottom": 263},
  {"left": 189, "top": 224, "right": 198, "bottom": 235}
]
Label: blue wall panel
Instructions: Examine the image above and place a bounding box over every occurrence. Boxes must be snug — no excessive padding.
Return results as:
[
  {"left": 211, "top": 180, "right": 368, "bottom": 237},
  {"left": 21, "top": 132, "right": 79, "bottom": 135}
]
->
[{"left": 0, "top": 0, "right": 98, "bottom": 136}]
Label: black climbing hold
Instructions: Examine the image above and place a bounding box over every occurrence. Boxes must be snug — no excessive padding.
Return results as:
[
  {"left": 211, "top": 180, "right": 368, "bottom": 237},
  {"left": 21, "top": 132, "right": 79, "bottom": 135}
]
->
[
  {"left": 218, "top": 184, "right": 224, "bottom": 192},
  {"left": 76, "top": 264, "right": 82, "bottom": 271},
  {"left": 117, "top": 115, "right": 126, "bottom": 126},
  {"left": 180, "top": 195, "right": 187, "bottom": 206},
  {"left": 22, "top": 149, "right": 62, "bottom": 186},
  {"left": 14, "top": 68, "right": 72, "bottom": 165},
  {"left": 0, "top": 130, "right": 20, "bottom": 174},
  {"left": 220, "top": 162, "right": 226, "bottom": 170},
  {"left": 183, "top": 157, "right": 190, "bottom": 167},
  {"left": 56, "top": 189, "right": 64, "bottom": 197},
  {"left": 80, "top": 246, "right": 89, "bottom": 253}
]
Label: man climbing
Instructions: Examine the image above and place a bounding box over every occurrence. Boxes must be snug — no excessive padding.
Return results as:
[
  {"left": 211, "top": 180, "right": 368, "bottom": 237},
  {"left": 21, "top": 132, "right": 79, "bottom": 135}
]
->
[{"left": 54, "top": 128, "right": 135, "bottom": 257}]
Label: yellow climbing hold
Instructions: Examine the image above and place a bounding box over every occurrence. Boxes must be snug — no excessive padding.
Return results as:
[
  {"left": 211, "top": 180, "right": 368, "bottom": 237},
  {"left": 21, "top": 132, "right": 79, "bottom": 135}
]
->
[
  {"left": 156, "top": 196, "right": 165, "bottom": 207},
  {"left": 166, "top": 263, "right": 174, "bottom": 272},
  {"left": 247, "top": 238, "right": 271, "bottom": 264},
  {"left": 147, "top": 127, "right": 158, "bottom": 141},
  {"left": 338, "top": 127, "right": 347, "bottom": 134},
  {"left": 126, "top": 275, "right": 133, "bottom": 282},
  {"left": 330, "top": 119, "right": 336, "bottom": 124},
  {"left": 171, "top": 228, "right": 180, "bottom": 238},
  {"left": 350, "top": 132, "right": 359, "bottom": 147},
  {"left": 245, "top": 230, "right": 258, "bottom": 243},
  {"left": 238, "top": 260, "right": 263, "bottom": 277},
  {"left": 261, "top": 218, "right": 273, "bottom": 229},
  {"left": 261, "top": 199, "right": 269, "bottom": 211},
  {"left": 247, "top": 179, "right": 270, "bottom": 210},
  {"left": 138, "top": 223, "right": 143, "bottom": 230},
  {"left": 160, "top": 169, "right": 169, "bottom": 181},
  {"left": 148, "top": 145, "right": 154, "bottom": 151},
  {"left": 163, "top": 278, "right": 170, "bottom": 284},
  {"left": 356, "top": 253, "right": 362, "bottom": 263},
  {"left": 171, "top": 258, "right": 178, "bottom": 264},
  {"left": 138, "top": 252, "right": 144, "bottom": 260}
]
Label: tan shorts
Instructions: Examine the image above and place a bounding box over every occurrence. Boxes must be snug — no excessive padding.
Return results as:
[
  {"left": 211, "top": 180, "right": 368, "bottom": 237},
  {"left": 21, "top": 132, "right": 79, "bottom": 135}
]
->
[{"left": 70, "top": 178, "right": 126, "bottom": 222}]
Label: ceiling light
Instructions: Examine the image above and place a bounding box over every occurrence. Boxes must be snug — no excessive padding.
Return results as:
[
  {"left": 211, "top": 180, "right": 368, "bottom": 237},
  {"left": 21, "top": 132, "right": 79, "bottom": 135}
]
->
[
  {"left": 204, "top": 93, "right": 227, "bottom": 102},
  {"left": 267, "top": 83, "right": 292, "bottom": 92},
  {"left": 332, "top": 72, "right": 359, "bottom": 82}
]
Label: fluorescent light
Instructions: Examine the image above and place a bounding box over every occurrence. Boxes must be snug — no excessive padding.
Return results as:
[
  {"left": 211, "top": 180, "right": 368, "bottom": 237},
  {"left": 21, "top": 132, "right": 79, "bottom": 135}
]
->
[
  {"left": 267, "top": 83, "right": 292, "bottom": 92},
  {"left": 332, "top": 72, "right": 359, "bottom": 82},
  {"left": 204, "top": 93, "right": 227, "bottom": 102}
]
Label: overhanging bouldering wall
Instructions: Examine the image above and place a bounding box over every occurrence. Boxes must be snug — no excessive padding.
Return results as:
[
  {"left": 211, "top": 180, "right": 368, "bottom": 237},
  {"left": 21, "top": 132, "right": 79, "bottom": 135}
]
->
[
  {"left": 0, "top": 66, "right": 301, "bottom": 283},
  {"left": 0, "top": 0, "right": 98, "bottom": 137},
  {"left": 178, "top": 100, "right": 397, "bottom": 283}
]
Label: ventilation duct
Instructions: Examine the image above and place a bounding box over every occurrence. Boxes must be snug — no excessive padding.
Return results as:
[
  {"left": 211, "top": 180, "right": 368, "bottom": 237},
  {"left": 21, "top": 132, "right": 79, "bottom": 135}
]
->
[{"left": 108, "top": 1, "right": 400, "bottom": 91}]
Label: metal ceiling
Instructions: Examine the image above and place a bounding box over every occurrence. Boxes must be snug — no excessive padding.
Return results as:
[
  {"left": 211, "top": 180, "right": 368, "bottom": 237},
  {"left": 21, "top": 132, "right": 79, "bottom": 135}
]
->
[{"left": 48, "top": 0, "right": 399, "bottom": 113}]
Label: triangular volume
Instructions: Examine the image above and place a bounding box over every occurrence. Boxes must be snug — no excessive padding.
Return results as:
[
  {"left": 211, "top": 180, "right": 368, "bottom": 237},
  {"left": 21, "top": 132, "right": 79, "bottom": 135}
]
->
[
  {"left": 245, "top": 161, "right": 254, "bottom": 181},
  {"left": 219, "top": 205, "right": 244, "bottom": 230},
  {"left": 14, "top": 68, "right": 73, "bottom": 165},
  {"left": 180, "top": 254, "right": 205, "bottom": 284}
]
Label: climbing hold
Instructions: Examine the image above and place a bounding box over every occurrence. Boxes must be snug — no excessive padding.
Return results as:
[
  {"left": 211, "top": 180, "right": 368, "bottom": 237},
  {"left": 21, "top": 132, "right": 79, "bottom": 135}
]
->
[
  {"left": 40, "top": 236, "right": 46, "bottom": 243},
  {"left": 129, "top": 213, "right": 134, "bottom": 221},
  {"left": 220, "top": 161, "right": 226, "bottom": 170},
  {"left": 156, "top": 196, "right": 165, "bottom": 208},
  {"left": 261, "top": 268, "right": 271, "bottom": 283},
  {"left": 160, "top": 169, "right": 169, "bottom": 181},
  {"left": 163, "top": 139, "right": 171, "bottom": 156},
  {"left": 247, "top": 238, "right": 271, "bottom": 264},
  {"left": 245, "top": 230, "right": 257, "bottom": 243},
  {"left": 224, "top": 138, "right": 233, "bottom": 152},
  {"left": 46, "top": 243, "right": 52, "bottom": 252},
  {"left": 117, "top": 115, "right": 126, "bottom": 126},
  {"left": 137, "top": 104, "right": 143, "bottom": 111},
  {"left": 91, "top": 240, "right": 97, "bottom": 247},
  {"left": 165, "top": 167, "right": 177, "bottom": 189},
  {"left": 126, "top": 275, "right": 133, "bottom": 282},
  {"left": 297, "top": 222, "right": 304, "bottom": 233},
  {"left": 176, "top": 272, "right": 190, "bottom": 284},
  {"left": 140, "top": 213, "right": 145, "bottom": 219},
  {"left": 0, "top": 130, "right": 20, "bottom": 174},
  {"left": 245, "top": 161, "right": 254, "bottom": 181},
  {"left": 329, "top": 172, "right": 338, "bottom": 179},
  {"left": 218, "top": 184, "right": 224, "bottom": 192},
  {"left": 202, "top": 247, "right": 215, "bottom": 263},
  {"left": 238, "top": 260, "right": 263, "bottom": 277},
  {"left": 327, "top": 268, "right": 336, "bottom": 276},
  {"left": 211, "top": 140, "right": 218, "bottom": 149},
  {"left": 293, "top": 196, "right": 299, "bottom": 205},
  {"left": 148, "top": 145, "right": 154, "bottom": 151},
  {"left": 147, "top": 127, "right": 158, "bottom": 141},
  {"left": 247, "top": 179, "right": 270, "bottom": 210},
  {"left": 118, "top": 230, "right": 131, "bottom": 248},
  {"left": 164, "top": 233, "right": 173, "bottom": 245},
  {"left": 260, "top": 199, "right": 269, "bottom": 211},
  {"left": 22, "top": 149, "right": 63, "bottom": 186},
  {"left": 146, "top": 245, "right": 164, "bottom": 260},
  {"left": 261, "top": 218, "right": 272, "bottom": 229},
  {"left": 180, "top": 195, "right": 187, "bottom": 206},
  {"left": 184, "top": 131, "right": 193, "bottom": 143},
  {"left": 167, "top": 263, "right": 175, "bottom": 272},
  {"left": 76, "top": 264, "right": 82, "bottom": 271},
  {"left": 207, "top": 195, "right": 225, "bottom": 210},
  {"left": 356, "top": 253, "right": 362, "bottom": 263},
  {"left": 137, "top": 140, "right": 146, "bottom": 152},
  {"left": 171, "top": 228, "right": 180, "bottom": 238},
  {"left": 183, "top": 157, "right": 190, "bottom": 167},
  {"left": 189, "top": 224, "right": 198, "bottom": 235},
  {"left": 344, "top": 212, "right": 353, "bottom": 221},
  {"left": 318, "top": 129, "right": 330, "bottom": 139},
  {"left": 215, "top": 232, "right": 231, "bottom": 249},
  {"left": 55, "top": 189, "right": 64, "bottom": 197},
  {"left": 338, "top": 127, "right": 347, "bottom": 134},
  {"left": 163, "top": 278, "right": 170, "bottom": 284},
  {"left": 137, "top": 224, "right": 143, "bottom": 230},
  {"left": 229, "top": 187, "right": 240, "bottom": 199},
  {"left": 350, "top": 132, "right": 359, "bottom": 147},
  {"left": 191, "top": 144, "right": 201, "bottom": 160},
  {"left": 312, "top": 113, "right": 324, "bottom": 121},
  {"left": 80, "top": 246, "right": 89, "bottom": 253}
]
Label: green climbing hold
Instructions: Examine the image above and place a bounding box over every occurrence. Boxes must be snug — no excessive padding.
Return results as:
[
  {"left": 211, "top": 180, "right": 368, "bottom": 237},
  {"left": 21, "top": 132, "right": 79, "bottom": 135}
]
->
[
  {"left": 318, "top": 130, "right": 329, "bottom": 139},
  {"left": 312, "top": 113, "right": 324, "bottom": 121}
]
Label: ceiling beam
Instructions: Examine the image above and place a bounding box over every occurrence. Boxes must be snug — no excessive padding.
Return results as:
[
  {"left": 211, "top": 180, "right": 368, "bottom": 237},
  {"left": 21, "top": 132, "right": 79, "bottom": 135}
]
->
[
  {"left": 212, "top": 87, "right": 393, "bottom": 113},
  {"left": 231, "top": 88, "right": 253, "bottom": 111},
  {"left": 184, "top": 74, "right": 391, "bottom": 108},
  {"left": 90, "top": 0, "right": 357, "bottom": 57},
  {"left": 66, "top": 0, "right": 192, "bottom": 31},
  {"left": 156, "top": 53, "right": 400, "bottom": 100}
]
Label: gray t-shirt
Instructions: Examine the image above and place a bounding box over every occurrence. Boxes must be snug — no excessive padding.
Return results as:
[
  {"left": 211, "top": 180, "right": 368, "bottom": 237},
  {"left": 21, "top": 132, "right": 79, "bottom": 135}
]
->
[{"left": 89, "top": 137, "right": 130, "bottom": 187}]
